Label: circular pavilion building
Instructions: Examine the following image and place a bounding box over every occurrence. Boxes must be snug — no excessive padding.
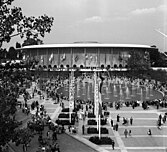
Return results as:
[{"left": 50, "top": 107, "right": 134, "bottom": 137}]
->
[{"left": 21, "top": 42, "right": 157, "bottom": 70}]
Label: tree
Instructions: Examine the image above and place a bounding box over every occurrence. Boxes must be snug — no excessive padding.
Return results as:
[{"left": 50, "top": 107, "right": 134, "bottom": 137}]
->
[
  {"left": 22, "top": 38, "right": 43, "bottom": 46},
  {"left": 127, "top": 51, "right": 150, "bottom": 77},
  {"left": 13, "top": 128, "right": 33, "bottom": 147},
  {"left": 0, "top": 0, "right": 54, "bottom": 47},
  {"left": 8, "top": 46, "right": 17, "bottom": 59}
]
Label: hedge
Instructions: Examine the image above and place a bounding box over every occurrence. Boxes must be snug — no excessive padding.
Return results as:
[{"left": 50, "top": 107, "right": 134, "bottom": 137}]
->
[
  {"left": 88, "top": 113, "right": 104, "bottom": 118},
  {"left": 88, "top": 113, "right": 96, "bottom": 118},
  {"left": 61, "top": 108, "right": 76, "bottom": 112},
  {"left": 87, "top": 119, "right": 107, "bottom": 125},
  {"left": 104, "top": 111, "right": 110, "bottom": 116},
  {"left": 89, "top": 136, "right": 113, "bottom": 145},
  {"left": 87, "top": 127, "right": 108, "bottom": 134},
  {"left": 55, "top": 119, "right": 75, "bottom": 125},
  {"left": 58, "top": 113, "right": 75, "bottom": 118}
]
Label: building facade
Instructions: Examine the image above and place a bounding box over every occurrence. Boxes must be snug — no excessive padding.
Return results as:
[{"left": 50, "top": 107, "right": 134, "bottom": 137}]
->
[{"left": 21, "top": 43, "right": 157, "bottom": 69}]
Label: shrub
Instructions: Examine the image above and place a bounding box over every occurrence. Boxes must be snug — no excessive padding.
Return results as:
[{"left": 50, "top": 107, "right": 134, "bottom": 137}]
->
[
  {"left": 55, "top": 119, "right": 75, "bottom": 125},
  {"left": 61, "top": 108, "right": 76, "bottom": 112},
  {"left": 104, "top": 111, "right": 110, "bottom": 116},
  {"left": 87, "top": 127, "right": 108, "bottom": 134},
  {"left": 88, "top": 113, "right": 104, "bottom": 118},
  {"left": 58, "top": 113, "right": 75, "bottom": 118},
  {"left": 89, "top": 136, "right": 113, "bottom": 145},
  {"left": 88, "top": 113, "right": 95, "bottom": 118},
  {"left": 87, "top": 119, "right": 107, "bottom": 125}
]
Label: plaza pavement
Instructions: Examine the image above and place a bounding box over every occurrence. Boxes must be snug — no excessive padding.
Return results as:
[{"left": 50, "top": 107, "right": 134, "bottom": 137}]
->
[
  {"left": 13, "top": 82, "right": 167, "bottom": 152},
  {"left": 76, "top": 105, "right": 167, "bottom": 152},
  {"left": 11, "top": 82, "right": 99, "bottom": 152}
]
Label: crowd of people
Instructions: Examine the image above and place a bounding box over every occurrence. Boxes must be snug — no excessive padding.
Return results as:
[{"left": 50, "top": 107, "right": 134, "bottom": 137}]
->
[{"left": 1, "top": 67, "right": 167, "bottom": 151}]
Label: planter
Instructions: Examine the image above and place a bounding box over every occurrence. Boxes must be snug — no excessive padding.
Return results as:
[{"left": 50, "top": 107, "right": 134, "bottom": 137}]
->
[
  {"left": 87, "top": 119, "right": 107, "bottom": 125},
  {"left": 87, "top": 127, "right": 108, "bottom": 134},
  {"left": 88, "top": 113, "right": 104, "bottom": 118},
  {"left": 88, "top": 113, "right": 96, "bottom": 118},
  {"left": 89, "top": 136, "right": 113, "bottom": 145},
  {"left": 55, "top": 119, "right": 75, "bottom": 125},
  {"left": 104, "top": 111, "right": 110, "bottom": 116},
  {"left": 58, "top": 113, "right": 75, "bottom": 118},
  {"left": 61, "top": 108, "right": 76, "bottom": 112}
]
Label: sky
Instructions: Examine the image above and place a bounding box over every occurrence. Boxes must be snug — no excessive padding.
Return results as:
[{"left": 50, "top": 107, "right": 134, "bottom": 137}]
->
[{"left": 3, "top": 0, "right": 167, "bottom": 52}]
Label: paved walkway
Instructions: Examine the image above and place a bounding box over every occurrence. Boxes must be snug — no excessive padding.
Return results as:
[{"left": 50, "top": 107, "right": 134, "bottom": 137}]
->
[
  {"left": 11, "top": 81, "right": 167, "bottom": 152},
  {"left": 11, "top": 82, "right": 100, "bottom": 152}
]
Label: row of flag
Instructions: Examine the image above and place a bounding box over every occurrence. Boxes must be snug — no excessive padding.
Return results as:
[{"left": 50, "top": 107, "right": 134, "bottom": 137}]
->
[
  {"left": 23, "top": 53, "right": 100, "bottom": 64},
  {"left": 69, "top": 71, "right": 75, "bottom": 122},
  {"left": 94, "top": 72, "right": 103, "bottom": 139}
]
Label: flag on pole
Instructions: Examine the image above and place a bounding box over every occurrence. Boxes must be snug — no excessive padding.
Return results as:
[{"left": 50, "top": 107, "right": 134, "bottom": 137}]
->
[
  {"left": 89, "top": 55, "right": 93, "bottom": 64},
  {"left": 95, "top": 55, "right": 98, "bottom": 65},
  {"left": 61, "top": 53, "right": 66, "bottom": 62},
  {"left": 41, "top": 55, "right": 44, "bottom": 64},
  {"left": 98, "top": 73, "right": 104, "bottom": 139},
  {"left": 49, "top": 53, "right": 54, "bottom": 63},
  {"left": 85, "top": 54, "right": 89, "bottom": 60},
  {"left": 17, "top": 52, "right": 19, "bottom": 59},
  {"left": 23, "top": 55, "right": 26, "bottom": 60},
  {"left": 94, "top": 72, "right": 99, "bottom": 130},
  {"left": 75, "top": 55, "right": 79, "bottom": 62},
  {"left": 99, "top": 74, "right": 105, "bottom": 94}
]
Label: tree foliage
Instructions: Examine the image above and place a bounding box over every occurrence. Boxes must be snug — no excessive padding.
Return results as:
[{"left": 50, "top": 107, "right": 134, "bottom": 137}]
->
[
  {"left": 127, "top": 51, "right": 150, "bottom": 72},
  {"left": 13, "top": 128, "right": 33, "bottom": 146},
  {"left": 0, "top": 0, "right": 54, "bottom": 47}
]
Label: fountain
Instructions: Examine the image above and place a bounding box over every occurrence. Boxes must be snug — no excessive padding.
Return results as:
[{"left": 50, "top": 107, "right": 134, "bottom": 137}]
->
[
  {"left": 65, "top": 79, "right": 69, "bottom": 92},
  {"left": 105, "top": 86, "right": 110, "bottom": 99},
  {"left": 137, "top": 80, "right": 141, "bottom": 94},
  {"left": 102, "top": 83, "right": 106, "bottom": 95},
  {"left": 131, "top": 82, "right": 136, "bottom": 96},
  {"left": 119, "top": 87, "right": 124, "bottom": 102},
  {"left": 77, "top": 80, "right": 80, "bottom": 97},
  {"left": 113, "top": 84, "right": 117, "bottom": 97},
  {"left": 140, "top": 87, "right": 143, "bottom": 101},
  {"left": 145, "top": 86, "right": 149, "bottom": 99},
  {"left": 82, "top": 81, "right": 86, "bottom": 95},
  {"left": 92, "top": 80, "right": 94, "bottom": 93},
  {"left": 126, "top": 87, "right": 130, "bottom": 99},
  {"left": 150, "top": 84, "right": 153, "bottom": 96},
  {"left": 108, "top": 79, "right": 112, "bottom": 93},
  {"left": 87, "top": 82, "right": 91, "bottom": 100}
]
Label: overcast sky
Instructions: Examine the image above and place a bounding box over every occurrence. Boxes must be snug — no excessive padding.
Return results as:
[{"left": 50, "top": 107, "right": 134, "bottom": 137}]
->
[{"left": 3, "top": 0, "right": 167, "bottom": 52}]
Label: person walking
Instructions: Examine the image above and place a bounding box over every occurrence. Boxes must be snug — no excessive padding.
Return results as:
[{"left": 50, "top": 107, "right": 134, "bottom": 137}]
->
[
  {"left": 147, "top": 129, "right": 152, "bottom": 135},
  {"left": 130, "top": 116, "right": 133, "bottom": 125},
  {"left": 110, "top": 119, "right": 113, "bottom": 127},
  {"left": 52, "top": 130, "right": 57, "bottom": 141},
  {"left": 115, "top": 123, "right": 119, "bottom": 131},
  {"left": 47, "top": 130, "right": 51, "bottom": 140},
  {"left": 163, "top": 114, "right": 166, "bottom": 124},
  {"left": 112, "top": 140, "right": 115, "bottom": 150},
  {"left": 117, "top": 114, "right": 120, "bottom": 122},
  {"left": 82, "top": 124, "right": 85, "bottom": 135},
  {"left": 129, "top": 129, "right": 131, "bottom": 136},
  {"left": 113, "top": 124, "right": 116, "bottom": 131},
  {"left": 124, "top": 129, "right": 128, "bottom": 138}
]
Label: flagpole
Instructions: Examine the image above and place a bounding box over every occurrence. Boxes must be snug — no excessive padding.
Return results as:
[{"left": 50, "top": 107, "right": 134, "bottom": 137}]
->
[
  {"left": 98, "top": 84, "right": 101, "bottom": 139},
  {"left": 98, "top": 71, "right": 103, "bottom": 140},
  {"left": 99, "top": 113, "right": 101, "bottom": 139}
]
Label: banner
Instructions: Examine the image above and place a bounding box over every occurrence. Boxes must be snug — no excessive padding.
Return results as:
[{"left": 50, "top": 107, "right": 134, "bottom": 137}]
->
[
  {"left": 49, "top": 53, "right": 54, "bottom": 64},
  {"left": 75, "top": 55, "right": 79, "bottom": 62},
  {"left": 69, "top": 71, "right": 75, "bottom": 110},
  {"left": 61, "top": 53, "right": 66, "bottom": 62},
  {"left": 41, "top": 55, "right": 44, "bottom": 64}
]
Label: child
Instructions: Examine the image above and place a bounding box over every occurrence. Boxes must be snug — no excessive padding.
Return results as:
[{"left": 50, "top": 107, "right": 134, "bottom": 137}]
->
[{"left": 147, "top": 129, "right": 152, "bottom": 135}]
